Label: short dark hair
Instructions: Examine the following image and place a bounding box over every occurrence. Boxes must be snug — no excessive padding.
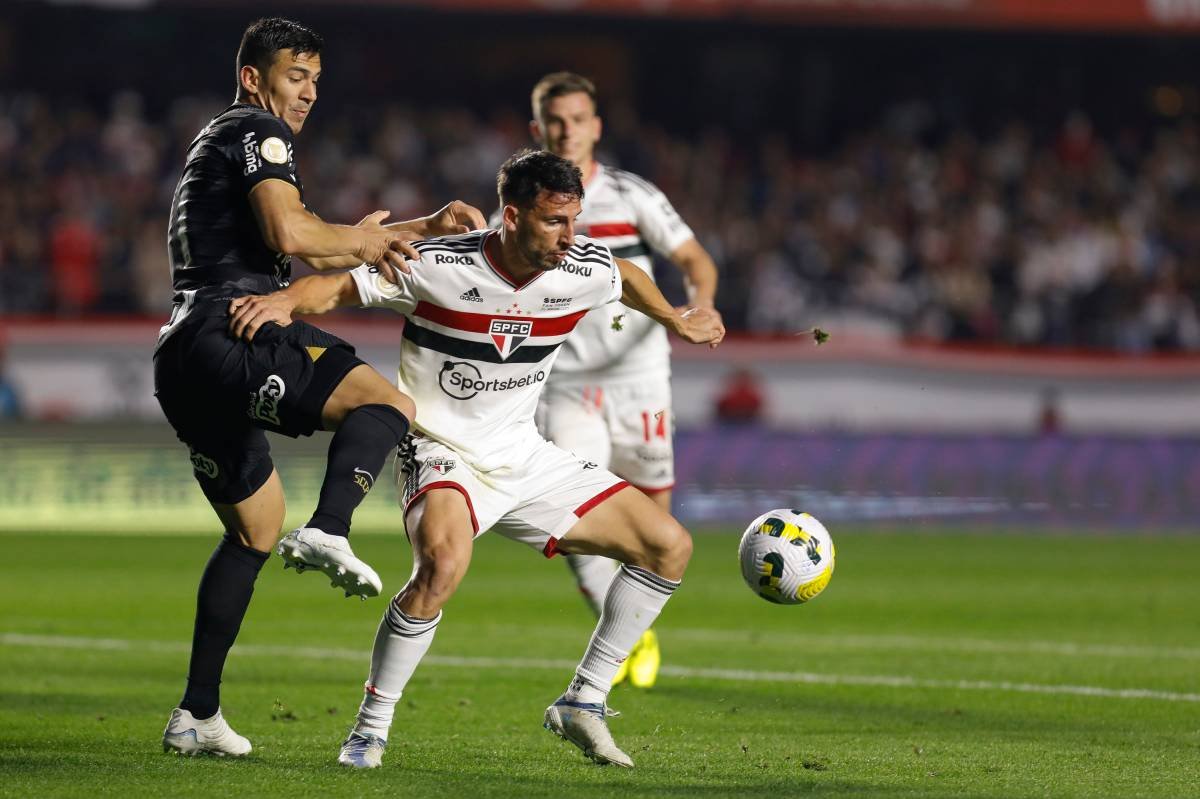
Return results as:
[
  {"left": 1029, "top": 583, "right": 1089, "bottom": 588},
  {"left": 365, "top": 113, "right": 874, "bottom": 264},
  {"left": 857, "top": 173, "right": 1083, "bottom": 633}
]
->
[
  {"left": 497, "top": 149, "right": 584, "bottom": 209},
  {"left": 236, "top": 18, "right": 323, "bottom": 94},
  {"left": 530, "top": 71, "right": 597, "bottom": 119}
]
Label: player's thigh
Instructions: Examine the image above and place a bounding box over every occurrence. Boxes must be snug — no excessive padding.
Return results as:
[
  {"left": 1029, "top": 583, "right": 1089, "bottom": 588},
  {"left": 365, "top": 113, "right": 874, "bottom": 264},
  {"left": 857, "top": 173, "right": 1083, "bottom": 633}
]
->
[
  {"left": 557, "top": 483, "right": 692, "bottom": 581},
  {"left": 322, "top": 363, "right": 414, "bottom": 430},
  {"left": 242, "top": 320, "right": 369, "bottom": 437},
  {"left": 402, "top": 488, "right": 477, "bottom": 607},
  {"left": 536, "top": 384, "right": 613, "bottom": 468},
  {"left": 155, "top": 357, "right": 283, "bottom": 548}
]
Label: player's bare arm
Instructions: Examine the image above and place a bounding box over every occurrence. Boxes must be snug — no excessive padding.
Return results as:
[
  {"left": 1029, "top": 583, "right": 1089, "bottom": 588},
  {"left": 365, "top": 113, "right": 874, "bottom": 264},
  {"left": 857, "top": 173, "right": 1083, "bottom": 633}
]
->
[
  {"left": 668, "top": 238, "right": 719, "bottom": 309},
  {"left": 616, "top": 257, "right": 725, "bottom": 348},
  {"left": 304, "top": 201, "right": 487, "bottom": 273},
  {"left": 228, "top": 272, "right": 358, "bottom": 340},
  {"left": 249, "top": 179, "right": 415, "bottom": 279}
]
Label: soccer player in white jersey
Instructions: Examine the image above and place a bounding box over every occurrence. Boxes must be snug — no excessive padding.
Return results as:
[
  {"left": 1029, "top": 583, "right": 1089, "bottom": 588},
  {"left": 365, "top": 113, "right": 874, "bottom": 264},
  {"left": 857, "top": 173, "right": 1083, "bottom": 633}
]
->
[
  {"left": 228, "top": 150, "right": 724, "bottom": 769},
  {"left": 527, "top": 72, "right": 720, "bottom": 688}
]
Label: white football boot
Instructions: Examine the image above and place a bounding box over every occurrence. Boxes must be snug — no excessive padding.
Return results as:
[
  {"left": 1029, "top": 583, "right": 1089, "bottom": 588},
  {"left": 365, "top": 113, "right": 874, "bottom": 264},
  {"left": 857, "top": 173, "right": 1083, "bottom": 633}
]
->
[
  {"left": 338, "top": 731, "right": 387, "bottom": 769},
  {"left": 277, "top": 527, "right": 382, "bottom": 599},
  {"left": 543, "top": 698, "right": 633, "bottom": 768},
  {"left": 162, "top": 707, "right": 251, "bottom": 757}
]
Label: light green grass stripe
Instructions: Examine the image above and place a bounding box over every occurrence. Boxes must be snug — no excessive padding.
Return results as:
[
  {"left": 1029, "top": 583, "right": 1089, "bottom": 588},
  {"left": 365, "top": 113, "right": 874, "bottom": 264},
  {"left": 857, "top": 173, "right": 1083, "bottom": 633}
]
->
[{"left": 5, "top": 632, "right": 1197, "bottom": 704}]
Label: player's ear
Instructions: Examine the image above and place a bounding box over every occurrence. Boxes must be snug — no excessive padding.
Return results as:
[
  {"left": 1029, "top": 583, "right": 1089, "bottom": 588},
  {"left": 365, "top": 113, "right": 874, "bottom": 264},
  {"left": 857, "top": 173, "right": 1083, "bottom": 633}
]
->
[
  {"left": 593, "top": 114, "right": 602, "bottom": 140},
  {"left": 529, "top": 119, "right": 543, "bottom": 143},
  {"left": 239, "top": 65, "right": 261, "bottom": 97},
  {"left": 502, "top": 204, "right": 520, "bottom": 232}
]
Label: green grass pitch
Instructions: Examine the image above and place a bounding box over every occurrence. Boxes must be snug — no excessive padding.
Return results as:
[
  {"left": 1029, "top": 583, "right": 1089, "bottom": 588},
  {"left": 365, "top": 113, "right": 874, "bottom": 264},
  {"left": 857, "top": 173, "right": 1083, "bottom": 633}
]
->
[{"left": 1, "top": 528, "right": 1198, "bottom": 798}]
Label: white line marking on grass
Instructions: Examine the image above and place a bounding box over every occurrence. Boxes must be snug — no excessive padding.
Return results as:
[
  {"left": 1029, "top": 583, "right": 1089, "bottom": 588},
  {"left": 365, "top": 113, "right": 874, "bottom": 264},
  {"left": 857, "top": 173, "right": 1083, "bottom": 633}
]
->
[
  {"left": 664, "top": 628, "right": 1200, "bottom": 661},
  {"left": 4, "top": 632, "right": 1198, "bottom": 704}
]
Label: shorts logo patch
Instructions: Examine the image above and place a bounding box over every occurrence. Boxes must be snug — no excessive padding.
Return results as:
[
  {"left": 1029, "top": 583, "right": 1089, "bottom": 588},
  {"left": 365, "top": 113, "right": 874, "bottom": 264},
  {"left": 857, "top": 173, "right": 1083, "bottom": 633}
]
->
[
  {"left": 189, "top": 448, "right": 219, "bottom": 479},
  {"left": 428, "top": 457, "right": 456, "bottom": 475},
  {"left": 488, "top": 318, "right": 532, "bottom": 360},
  {"left": 249, "top": 374, "right": 286, "bottom": 425},
  {"left": 260, "top": 136, "right": 289, "bottom": 165}
]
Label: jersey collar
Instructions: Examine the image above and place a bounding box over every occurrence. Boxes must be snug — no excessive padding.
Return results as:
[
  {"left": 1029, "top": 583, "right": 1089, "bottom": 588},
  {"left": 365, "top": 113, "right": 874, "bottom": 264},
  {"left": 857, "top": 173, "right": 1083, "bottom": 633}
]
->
[{"left": 481, "top": 230, "right": 544, "bottom": 290}]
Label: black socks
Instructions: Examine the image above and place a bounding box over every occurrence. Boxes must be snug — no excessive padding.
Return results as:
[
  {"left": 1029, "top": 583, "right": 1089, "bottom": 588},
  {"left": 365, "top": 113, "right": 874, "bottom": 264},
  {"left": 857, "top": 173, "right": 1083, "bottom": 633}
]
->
[
  {"left": 307, "top": 404, "right": 410, "bottom": 537},
  {"left": 180, "top": 531, "right": 269, "bottom": 720}
]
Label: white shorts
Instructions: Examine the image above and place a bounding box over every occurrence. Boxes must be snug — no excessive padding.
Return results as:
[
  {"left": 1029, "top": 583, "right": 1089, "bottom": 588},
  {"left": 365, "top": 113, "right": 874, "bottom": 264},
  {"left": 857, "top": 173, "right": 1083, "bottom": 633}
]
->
[
  {"left": 535, "top": 379, "right": 674, "bottom": 492},
  {"left": 396, "top": 433, "right": 629, "bottom": 557}
]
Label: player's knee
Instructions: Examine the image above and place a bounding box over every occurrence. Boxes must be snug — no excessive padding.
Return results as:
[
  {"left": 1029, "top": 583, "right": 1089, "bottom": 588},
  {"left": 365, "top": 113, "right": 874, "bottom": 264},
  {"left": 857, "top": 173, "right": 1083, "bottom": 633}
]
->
[
  {"left": 413, "top": 544, "right": 467, "bottom": 601},
  {"left": 638, "top": 516, "right": 691, "bottom": 580},
  {"left": 374, "top": 389, "right": 415, "bottom": 425}
]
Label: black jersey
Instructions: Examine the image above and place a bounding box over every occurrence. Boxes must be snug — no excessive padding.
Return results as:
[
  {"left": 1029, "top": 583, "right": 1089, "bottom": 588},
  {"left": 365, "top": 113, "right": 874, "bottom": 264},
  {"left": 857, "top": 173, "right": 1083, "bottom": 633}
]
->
[{"left": 166, "top": 103, "right": 305, "bottom": 301}]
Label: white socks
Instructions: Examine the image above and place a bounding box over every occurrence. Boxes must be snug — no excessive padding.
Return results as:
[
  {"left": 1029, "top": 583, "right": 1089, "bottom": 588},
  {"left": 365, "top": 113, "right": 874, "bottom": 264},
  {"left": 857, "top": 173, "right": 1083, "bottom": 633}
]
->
[
  {"left": 565, "top": 553, "right": 620, "bottom": 617},
  {"left": 565, "top": 564, "right": 679, "bottom": 705},
  {"left": 354, "top": 598, "right": 441, "bottom": 739}
]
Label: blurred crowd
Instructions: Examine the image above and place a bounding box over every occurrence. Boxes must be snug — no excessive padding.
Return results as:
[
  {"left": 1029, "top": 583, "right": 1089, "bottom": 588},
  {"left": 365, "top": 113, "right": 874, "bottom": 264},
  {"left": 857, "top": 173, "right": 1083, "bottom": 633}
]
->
[{"left": 3, "top": 91, "right": 1200, "bottom": 352}]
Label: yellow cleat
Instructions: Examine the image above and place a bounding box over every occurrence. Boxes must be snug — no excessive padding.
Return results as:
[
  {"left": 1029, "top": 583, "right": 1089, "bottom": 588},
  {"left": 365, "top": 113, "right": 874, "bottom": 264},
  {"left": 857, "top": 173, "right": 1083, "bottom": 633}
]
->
[
  {"left": 612, "top": 655, "right": 631, "bottom": 686},
  {"left": 628, "top": 629, "right": 660, "bottom": 688}
]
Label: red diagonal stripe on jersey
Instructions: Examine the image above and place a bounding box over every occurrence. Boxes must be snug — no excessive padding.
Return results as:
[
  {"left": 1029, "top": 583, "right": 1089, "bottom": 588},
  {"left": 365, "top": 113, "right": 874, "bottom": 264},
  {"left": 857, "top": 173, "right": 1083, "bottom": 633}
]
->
[
  {"left": 584, "top": 222, "right": 639, "bottom": 238},
  {"left": 414, "top": 301, "right": 586, "bottom": 336}
]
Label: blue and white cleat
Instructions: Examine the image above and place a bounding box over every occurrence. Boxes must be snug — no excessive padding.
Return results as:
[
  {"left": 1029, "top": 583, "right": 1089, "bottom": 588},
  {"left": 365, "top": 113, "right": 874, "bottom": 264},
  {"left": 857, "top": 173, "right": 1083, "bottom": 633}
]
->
[
  {"left": 277, "top": 527, "right": 382, "bottom": 599},
  {"left": 337, "top": 730, "right": 387, "bottom": 769},
  {"left": 543, "top": 698, "right": 633, "bottom": 768},
  {"left": 162, "top": 707, "right": 251, "bottom": 757}
]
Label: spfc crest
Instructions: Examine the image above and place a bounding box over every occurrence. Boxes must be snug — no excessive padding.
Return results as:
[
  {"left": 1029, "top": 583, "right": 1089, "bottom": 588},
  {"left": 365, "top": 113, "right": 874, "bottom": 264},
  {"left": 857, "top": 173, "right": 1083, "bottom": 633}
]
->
[
  {"left": 489, "top": 318, "right": 532, "bottom": 360},
  {"left": 428, "top": 457, "right": 456, "bottom": 475}
]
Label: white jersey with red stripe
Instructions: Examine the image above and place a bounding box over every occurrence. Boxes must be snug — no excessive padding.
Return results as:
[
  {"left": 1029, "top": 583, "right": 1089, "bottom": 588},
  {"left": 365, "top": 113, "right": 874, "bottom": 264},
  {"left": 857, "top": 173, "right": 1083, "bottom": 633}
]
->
[
  {"left": 349, "top": 230, "right": 622, "bottom": 472},
  {"left": 555, "top": 163, "right": 694, "bottom": 383}
]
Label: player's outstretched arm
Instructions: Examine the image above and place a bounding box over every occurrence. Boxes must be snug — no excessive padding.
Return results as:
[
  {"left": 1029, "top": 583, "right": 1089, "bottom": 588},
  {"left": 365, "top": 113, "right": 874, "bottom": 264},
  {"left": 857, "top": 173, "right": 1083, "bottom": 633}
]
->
[
  {"left": 616, "top": 257, "right": 725, "bottom": 348},
  {"left": 306, "top": 201, "right": 488, "bottom": 272},
  {"left": 249, "top": 180, "right": 416, "bottom": 280},
  {"left": 227, "top": 274, "right": 358, "bottom": 341},
  {"left": 668, "top": 238, "right": 719, "bottom": 309}
]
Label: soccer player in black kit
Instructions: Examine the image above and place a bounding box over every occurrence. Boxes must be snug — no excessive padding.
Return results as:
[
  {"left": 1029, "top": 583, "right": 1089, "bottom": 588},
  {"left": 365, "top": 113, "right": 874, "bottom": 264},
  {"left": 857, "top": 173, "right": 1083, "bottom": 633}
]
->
[{"left": 156, "top": 18, "right": 485, "bottom": 756}]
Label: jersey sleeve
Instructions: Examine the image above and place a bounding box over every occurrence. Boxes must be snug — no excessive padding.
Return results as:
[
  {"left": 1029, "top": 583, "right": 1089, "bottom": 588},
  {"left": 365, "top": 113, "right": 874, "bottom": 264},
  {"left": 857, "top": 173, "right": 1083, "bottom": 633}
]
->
[
  {"left": 633, "top": 180, "right": 695, "bottom": 257},
  {"left": 235, "top": 113, "right": 299, "bottom": 194},
  {"left": 349, "top": 263, "right": 419, "bottom": 315}
]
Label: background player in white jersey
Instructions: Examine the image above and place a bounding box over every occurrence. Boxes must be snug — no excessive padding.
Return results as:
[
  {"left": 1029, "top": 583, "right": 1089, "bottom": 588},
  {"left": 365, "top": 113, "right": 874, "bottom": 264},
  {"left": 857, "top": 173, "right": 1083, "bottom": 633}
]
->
[
  {"left": 229, "top": 150, "right": 724, "bottom": 769},
  {"left": 527, "top": 72, "right": 720, "bottom": 688}
]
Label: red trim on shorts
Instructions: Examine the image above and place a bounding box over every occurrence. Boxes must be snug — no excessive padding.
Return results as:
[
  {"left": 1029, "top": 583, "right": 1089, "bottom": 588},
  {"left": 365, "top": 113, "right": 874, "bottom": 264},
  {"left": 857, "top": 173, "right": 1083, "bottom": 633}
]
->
[
  {"left": 573, "top": 481, "right": 631, "bottom": 518},
  {"left": 630, "top": 482, "right": 674, "bottom": 495},
  {"left": 584, "top": 222, "right": 639, "bottom": 239},
  {"left": 413, "top": 301, "right": 586, "bottom": 337},
  {"left": 405, "top": 480, "right": 480, "bottom": 534},
  {"left": 542, "top": 538, "right": 560, "bottom": 559}
]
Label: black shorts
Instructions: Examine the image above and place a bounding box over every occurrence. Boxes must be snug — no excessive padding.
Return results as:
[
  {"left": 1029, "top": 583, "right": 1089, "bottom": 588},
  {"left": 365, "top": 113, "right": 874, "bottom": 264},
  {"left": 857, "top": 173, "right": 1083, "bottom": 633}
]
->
[{"left": 154, "top": 314, "right": 364, "bottom": 504}]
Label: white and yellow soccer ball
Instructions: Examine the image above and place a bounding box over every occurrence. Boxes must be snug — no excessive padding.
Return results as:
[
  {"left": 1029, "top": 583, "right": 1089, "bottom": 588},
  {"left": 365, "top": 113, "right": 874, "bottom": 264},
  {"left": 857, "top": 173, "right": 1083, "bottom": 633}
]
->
[{"left": 738, "top": 509, "right": 835, "bottom": 605}]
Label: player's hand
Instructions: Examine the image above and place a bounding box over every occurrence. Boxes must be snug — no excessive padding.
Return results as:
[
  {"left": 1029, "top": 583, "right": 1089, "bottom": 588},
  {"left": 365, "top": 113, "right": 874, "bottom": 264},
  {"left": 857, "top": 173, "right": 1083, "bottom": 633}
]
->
[
  {"left": 425, "top": 200, "right": 487, "bottom": 236},
  {"left": 228, "top": 292, "right": 297, "bottom": 341},
  {"left": 356, "top": 210, "right": 420, "bottom": 283},
  {"left": 673, "top": 306, "right": 725, "bottom": 349}
]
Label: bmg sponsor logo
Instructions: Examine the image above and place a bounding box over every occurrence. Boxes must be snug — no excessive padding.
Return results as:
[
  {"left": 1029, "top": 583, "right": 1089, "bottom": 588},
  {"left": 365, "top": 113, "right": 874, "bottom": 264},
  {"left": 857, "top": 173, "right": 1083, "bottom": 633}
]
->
[
  {"left": 438, "top": 360, "right": 545, "bottom": 400},
  {"left": 249, "top": 374, "right": 285, "bottom": 425}
]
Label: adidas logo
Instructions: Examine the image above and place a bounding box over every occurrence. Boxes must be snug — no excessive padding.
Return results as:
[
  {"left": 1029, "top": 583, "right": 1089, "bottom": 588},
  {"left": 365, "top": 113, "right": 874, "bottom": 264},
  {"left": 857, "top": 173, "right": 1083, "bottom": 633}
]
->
[{"left": 460, "top": 287, "right": 483, "bottom": 303}]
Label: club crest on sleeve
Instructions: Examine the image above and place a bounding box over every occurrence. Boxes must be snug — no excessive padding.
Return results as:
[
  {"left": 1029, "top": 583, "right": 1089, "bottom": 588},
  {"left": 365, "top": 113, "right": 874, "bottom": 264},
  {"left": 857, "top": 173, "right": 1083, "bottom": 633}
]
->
[{"left": 488, "top": 318, "right": 532, "bottom": 359}]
